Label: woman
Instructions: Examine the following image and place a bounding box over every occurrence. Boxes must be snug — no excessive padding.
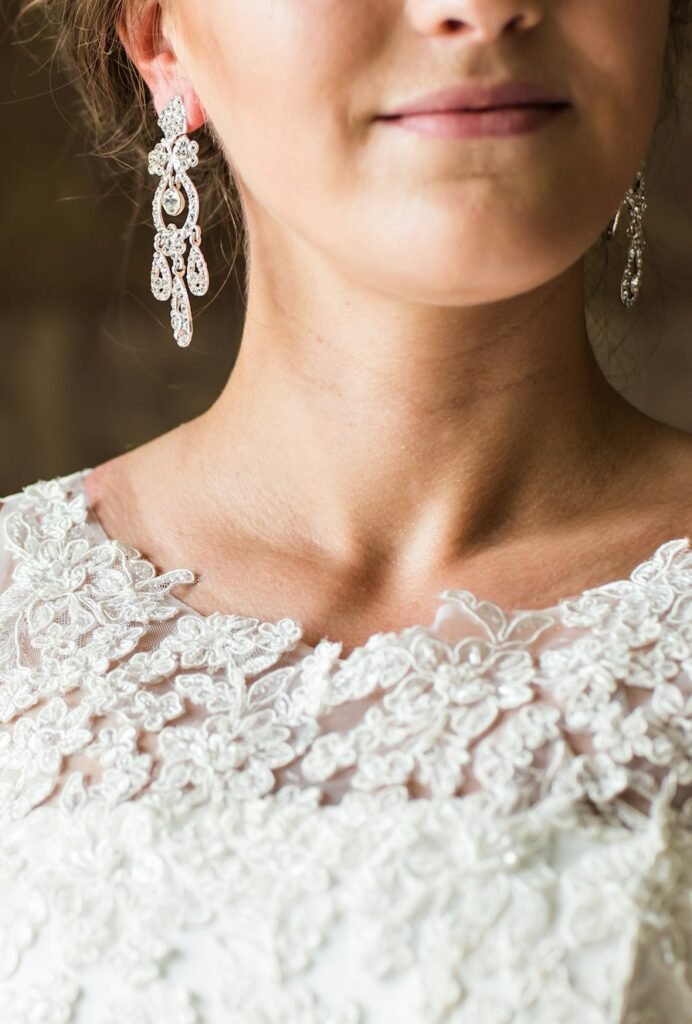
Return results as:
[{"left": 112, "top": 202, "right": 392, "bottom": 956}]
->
[{"left": 2, "top": 0, "right": 692, "bottom": 1020}]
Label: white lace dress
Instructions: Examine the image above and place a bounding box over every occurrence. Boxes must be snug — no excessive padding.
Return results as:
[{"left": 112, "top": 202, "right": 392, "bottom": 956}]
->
[{"left": 1, "top": 468, "right": 692, "bottom": 1024}]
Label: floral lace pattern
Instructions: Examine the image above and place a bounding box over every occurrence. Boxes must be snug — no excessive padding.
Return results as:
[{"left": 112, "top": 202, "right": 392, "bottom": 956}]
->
[{"left": 1, "top": 468, "right": 692, "bottom": 1022}]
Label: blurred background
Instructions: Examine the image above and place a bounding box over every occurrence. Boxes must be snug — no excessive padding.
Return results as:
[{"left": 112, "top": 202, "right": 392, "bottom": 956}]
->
[
  {"left": 0, "top": 4, "right": 245, "bottom": 497},
  {"left": 3, "top": 9, "right": 692, "bottom": 498}
]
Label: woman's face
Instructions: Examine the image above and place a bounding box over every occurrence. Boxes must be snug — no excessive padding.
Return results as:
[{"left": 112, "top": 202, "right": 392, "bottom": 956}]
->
[{"left": 164, "top": 0, "right": 670, "bottom": 304}]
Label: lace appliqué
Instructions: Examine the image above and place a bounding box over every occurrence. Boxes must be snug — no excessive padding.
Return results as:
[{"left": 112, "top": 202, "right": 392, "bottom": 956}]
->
[
  {"left": 2, "top": 472, "right": 692, "bottom": 822},
  {"left": 2, "top": 470, "right": 692, "bottom": 1022}
]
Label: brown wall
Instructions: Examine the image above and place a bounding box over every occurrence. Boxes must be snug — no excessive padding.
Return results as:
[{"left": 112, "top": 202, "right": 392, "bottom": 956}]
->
[{"left": 3, "top": 14, "right": 692, "bottom": 499}]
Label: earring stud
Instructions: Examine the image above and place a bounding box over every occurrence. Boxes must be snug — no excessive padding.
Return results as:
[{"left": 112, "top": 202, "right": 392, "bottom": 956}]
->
[{"left": 147, "top": 96, "right": 210, "bottom": 347}]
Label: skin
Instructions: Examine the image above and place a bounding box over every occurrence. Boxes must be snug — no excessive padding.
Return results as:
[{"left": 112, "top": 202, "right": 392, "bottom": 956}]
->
[{"left": 90, "top": 0, "right": 692, "bottom": 654}]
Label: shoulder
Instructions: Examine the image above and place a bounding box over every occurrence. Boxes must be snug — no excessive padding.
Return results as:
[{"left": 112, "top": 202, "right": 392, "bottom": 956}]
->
[
  {"left": 0, "top": 467, "right": 91, "bottom": 561},
  {"left": 0, "top": 467, "right": 91, "bottom": 546},
  {"left": 0, "top": 469, "right": 92, "bottom": 714},
  {"left": 0, "top": 470, "right": 94, "bottom": 635},
  {"left": 0, "top": 465, "right": 194, "bottom": 730}
]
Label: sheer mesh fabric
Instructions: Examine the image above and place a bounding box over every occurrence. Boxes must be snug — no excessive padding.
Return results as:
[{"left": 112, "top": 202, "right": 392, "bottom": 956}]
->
[{"left": 1, "top": 469, "right": 692, "bottom": 1023}]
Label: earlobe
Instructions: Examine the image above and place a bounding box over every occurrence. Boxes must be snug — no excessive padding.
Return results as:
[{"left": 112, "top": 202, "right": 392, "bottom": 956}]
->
[{"left": 116, "top": 0, "right": 206, "bottom": 132}]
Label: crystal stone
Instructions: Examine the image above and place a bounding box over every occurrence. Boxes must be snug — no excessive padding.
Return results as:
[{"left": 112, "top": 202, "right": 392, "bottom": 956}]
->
[
  {"left": 163, "top": 188, "right": 185, "bottom": 217},
  {"left": 147, "top": 143, "right": 168, "bottom": 178},
  {"left": 158, "top": 96, "right": 188, "bottom": 141}
]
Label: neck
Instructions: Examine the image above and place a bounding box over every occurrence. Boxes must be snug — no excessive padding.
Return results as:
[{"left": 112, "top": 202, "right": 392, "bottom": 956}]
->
[{"left": 185, "top": 250, "right": 652, "bottom": 577}]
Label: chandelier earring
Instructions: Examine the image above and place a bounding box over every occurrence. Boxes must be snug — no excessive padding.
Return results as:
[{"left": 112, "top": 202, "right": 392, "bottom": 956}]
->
[
  {"left": 605, "top": 160, "right": 648, "bottom": 308},
  {"left": 147, "top": 95, "right": 210, "bottom": 348}
]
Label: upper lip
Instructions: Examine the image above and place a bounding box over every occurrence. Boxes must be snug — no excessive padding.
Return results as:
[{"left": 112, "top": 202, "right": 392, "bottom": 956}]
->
[{"left": 378, "top": 80, "right": 570, "bottom": 117}]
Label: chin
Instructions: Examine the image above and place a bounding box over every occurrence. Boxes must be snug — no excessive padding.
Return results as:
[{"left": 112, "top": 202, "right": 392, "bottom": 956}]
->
[{"left": 363, "top": 256, "right": 543, "bottom": 307}]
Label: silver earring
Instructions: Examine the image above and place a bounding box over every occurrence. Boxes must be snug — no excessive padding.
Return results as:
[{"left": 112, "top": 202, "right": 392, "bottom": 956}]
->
[
  {"left": 147, "top": 96, "right": 210, "bottom": 348},
  {"left": 605, "top": 160, "right": 647, "bottom": 308}
]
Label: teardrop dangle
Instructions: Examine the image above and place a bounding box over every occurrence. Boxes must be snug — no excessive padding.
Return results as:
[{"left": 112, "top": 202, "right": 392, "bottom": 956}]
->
[
  {"left": 151, "top": 251, "right": 173, "bottom": 302},
  {"left": 171, "top": 274, "right": 193, "bottom": 348},
  {"left": 187, "top": 242, "right": 210, "bottom": 297}
]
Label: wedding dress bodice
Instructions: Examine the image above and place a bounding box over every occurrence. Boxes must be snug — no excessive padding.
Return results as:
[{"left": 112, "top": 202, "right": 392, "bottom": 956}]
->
[{"left": 1, "top": 468, "right": 692, "bottom": 1023}]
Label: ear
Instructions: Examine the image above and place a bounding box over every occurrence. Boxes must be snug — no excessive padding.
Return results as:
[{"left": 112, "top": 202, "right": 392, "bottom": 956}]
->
[{"left": 116, "top": 0, "right": 206, "bottom": 131}]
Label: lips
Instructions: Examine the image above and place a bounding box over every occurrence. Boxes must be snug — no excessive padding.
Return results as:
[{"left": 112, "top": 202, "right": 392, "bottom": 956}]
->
[{"left": 378, "top": 80, "right": 570, "bottom": 118}]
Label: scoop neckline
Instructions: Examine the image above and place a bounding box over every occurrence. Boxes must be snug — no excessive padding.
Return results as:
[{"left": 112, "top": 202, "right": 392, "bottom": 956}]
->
[{"left": 74, "top": 466, "right": 692, "bottom": 658}]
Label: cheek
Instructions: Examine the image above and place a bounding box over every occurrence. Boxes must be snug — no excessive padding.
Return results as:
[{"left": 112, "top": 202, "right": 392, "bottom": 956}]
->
[
  {"left": 550, "top": 0, "right": 669, "bottom": 258},
  {"left": 176, "top": 0, "right": 377, "bottom": 211},
  {"left": 567, "top": 0, "right": 668, "bottom": 149}
]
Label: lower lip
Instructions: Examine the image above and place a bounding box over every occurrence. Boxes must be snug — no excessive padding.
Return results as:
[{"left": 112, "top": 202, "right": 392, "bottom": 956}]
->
[{"left": 377, "top": 104, "right": 569, "bottom": 139}]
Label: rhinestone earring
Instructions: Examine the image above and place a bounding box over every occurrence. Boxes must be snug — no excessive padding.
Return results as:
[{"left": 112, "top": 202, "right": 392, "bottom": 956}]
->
[
  {"left": 605, "top": 160, "right": 647, "bottom": 308},
  {"left": 147, "top": 96, "right": 210, "bottom": 347}
]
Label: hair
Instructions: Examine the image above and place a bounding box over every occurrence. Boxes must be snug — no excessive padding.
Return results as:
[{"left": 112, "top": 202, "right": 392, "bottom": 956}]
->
[
  {"left": 665, "top": 0, "right": 692, "bottom": 117},
  {"left": 15, "top": 0, "right": 692, "bottom": 295}
]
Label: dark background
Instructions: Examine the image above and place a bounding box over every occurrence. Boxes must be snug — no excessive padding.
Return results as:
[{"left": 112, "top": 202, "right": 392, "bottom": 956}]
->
[
  {"left": 3, "top": 10, "right": 692, "bottom": 499},
  {"left": 0, "top": 6, "right": 245, "bottom": 497}
]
